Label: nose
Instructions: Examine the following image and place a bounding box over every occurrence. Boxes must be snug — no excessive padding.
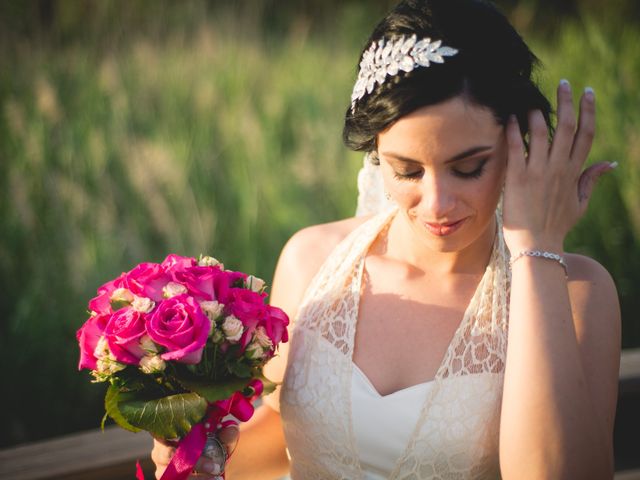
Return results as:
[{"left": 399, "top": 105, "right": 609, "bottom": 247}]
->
[{"left": 418, "top": 172, "right": 456, "bottom": 220}]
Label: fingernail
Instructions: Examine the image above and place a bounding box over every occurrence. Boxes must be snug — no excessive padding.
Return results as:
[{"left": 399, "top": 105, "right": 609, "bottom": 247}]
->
[
  {"left": 584, "top": 86, "right": 595, "bottom": 102},
  {"left": 201, "top": 460, "right": 217, "bottom": 474},
  {"left": 608, "top": 161, "right": 618, "bottom": 169},
  {"left": 560, "top": 78, "right": 570, "bottom": 91}
]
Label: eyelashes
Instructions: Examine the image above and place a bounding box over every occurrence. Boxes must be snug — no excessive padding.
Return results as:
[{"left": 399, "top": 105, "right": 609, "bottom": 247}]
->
[{"left": 392, "top": 158, "right": 489, "bottom": 182}]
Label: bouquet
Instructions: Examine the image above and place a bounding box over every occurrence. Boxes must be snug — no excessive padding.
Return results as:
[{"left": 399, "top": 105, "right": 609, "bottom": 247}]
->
[{"left": 76, "top": 254, "right": 289, "bottom": 479}]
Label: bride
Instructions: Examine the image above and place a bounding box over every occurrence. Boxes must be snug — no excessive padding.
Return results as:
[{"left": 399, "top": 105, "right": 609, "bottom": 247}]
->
[{"left": 152, "top": 0, "right": 621, "bottom": 478}]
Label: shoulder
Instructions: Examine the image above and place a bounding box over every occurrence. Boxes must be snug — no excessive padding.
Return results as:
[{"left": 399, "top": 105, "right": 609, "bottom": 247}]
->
[
  {"left": 261, "top": 215, "right": 371, "bottom": 405},
  {"left": 565, "top": 253, "right": 620, "bottom": 326},
  {"left": 565, "top": 253, "right": 620, "bottom": 348},
  {"left": 270, "top": 215, "right": 371, "bottom": 318}
]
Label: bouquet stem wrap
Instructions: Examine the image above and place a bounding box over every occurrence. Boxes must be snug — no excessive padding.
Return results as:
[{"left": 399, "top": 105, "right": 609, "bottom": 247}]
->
[{"left": 137, "top": 379, "right": 263, "bottom": 480}]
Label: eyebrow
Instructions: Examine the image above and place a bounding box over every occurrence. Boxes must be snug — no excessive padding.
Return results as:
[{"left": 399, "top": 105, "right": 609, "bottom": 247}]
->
[{"left": 380, "top": 145, "right": 493, "bottom": 164}]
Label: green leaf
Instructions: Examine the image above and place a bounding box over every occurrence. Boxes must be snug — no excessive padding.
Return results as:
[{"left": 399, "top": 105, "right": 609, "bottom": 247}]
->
[
  {"left": 258, "top": 374, "right": 278, "bottom": 396},
  {"left": 177, "top": 377, "right": 253, "bottom": 403},
  {"left": 104, "top": 384, "right": 142, "bottom": 433},
  {"left": 118, "top": 392, "right": 207, "bottom": 439},
  {"left": 227, "top": 360, "right": 252, "bottom": 378}
]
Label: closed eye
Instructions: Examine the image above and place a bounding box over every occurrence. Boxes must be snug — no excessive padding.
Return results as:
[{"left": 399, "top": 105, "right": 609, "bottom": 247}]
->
[
  {"left": 393, "top": 169, "right": 423, "bottom": 181},
  {"left": 452, "top": 158, "right": 489, "bottom": 179}
]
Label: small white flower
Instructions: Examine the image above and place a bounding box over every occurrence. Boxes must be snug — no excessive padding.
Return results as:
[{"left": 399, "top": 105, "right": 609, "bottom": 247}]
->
[
  {"left": 245, "top": 275, "right": 265, "bottom": 293},
  {"left": 96, "top": 357, "right": 126, "bottom": 375},
  {"left": 198, "top": 255, "right": 224, "bottom": 269},
  {"left": 139, "top": 335, "right": 159, "bottom": 354},
  {"left": 211, "top": 328, "right": 225, "bottom": 344},
  {"left": 162, "top": 281, "right": 187, "bottom": 298},
  {"left": 93, "top": 336, "right": 110, "bottom": 359},
  {"left": 245, "top": 341, "right": 266, "bottom": 360},
  {"left": 222, "top": 315, "right": 244, "bottom": 343},
  {"left": 132, "top": 295, "right": 155, "bottom": 313},
  {"left": 253, "top": 326, "right": 273, "bottom": 349},
  {"left": 139, "top": 355, "right": 166, "bottom": 374},
  {"left": 200, "top": 300, "right": 225, "bottom": 320},
  {"left": 110, "top": 287, "right": 134, "bottom": 304}
]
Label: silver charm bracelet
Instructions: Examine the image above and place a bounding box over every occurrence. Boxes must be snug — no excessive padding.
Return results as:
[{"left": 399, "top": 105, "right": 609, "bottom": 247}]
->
[{"left": 510, "top": 250, "right": 568, "bottom": 277}]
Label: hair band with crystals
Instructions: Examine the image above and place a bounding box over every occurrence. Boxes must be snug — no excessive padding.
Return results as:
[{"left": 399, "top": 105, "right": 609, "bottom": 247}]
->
[{"left": 350, "top": 34, "right": 459, "bottom": 114}]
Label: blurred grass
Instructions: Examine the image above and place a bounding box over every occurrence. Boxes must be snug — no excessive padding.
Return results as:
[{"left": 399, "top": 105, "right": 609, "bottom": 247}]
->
[{"left": 0, "top": 2, "right": 638, "bottom": 447}]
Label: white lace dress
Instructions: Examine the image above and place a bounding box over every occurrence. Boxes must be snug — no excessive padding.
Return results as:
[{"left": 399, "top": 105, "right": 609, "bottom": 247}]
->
[{"left": 271, "top": 208, "right": 510, "bottom": 479}]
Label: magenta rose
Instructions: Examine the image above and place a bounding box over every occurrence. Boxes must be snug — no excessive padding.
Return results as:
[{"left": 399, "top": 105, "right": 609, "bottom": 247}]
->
[
  {"left": 263, "top": 305, "right": 289, "bottom": 346},
  {"left": 214, "top": 270, "right": 249, "bottom": 305},
  {"left": 88, "top": 274, "right": 126, "bottom": 315},
  {"left": 171, "top": 266, "right": 223, "bottom": 302},
  {"left": 76, "top": 313, "right": 109, "bottom": 370},
  {"left": 124, "top": 262, "right": 170, "bottom": 302},
  {"left": 147, "top": 294, "right": 211, "bottom": 364},
  {"left": 225, "top": 289, "right": 269, "bottom": 349},
  {"left": 161, "top": 254, "right": 197, "bottom": 275},
  {"left": 103, "top": 308, "right": 147, "bottom": 364}
]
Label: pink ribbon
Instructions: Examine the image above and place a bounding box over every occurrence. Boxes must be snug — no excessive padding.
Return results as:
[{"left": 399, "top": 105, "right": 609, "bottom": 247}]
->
[{"left": 136, "top": 379, "right": 263, "bottom": 480}]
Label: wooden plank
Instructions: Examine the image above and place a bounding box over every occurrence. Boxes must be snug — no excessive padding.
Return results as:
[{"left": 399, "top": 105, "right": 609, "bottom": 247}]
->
[
  {"left": 620, "top": 348, "right": 640, "bottom": 380},
  {"left": 0, "top": 426, "right": 154, "bottom": 480},
  {"left": 615, "top": 470, "right": 640, "bottom": 480}
]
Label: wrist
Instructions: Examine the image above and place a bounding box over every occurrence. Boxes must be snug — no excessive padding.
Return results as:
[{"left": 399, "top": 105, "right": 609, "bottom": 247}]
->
[
  {"left": 509, "top": 249, "right": 568, "bottom": 277},
  {"left": 506, "top": 236, "right": 564, "bottom": 255}
]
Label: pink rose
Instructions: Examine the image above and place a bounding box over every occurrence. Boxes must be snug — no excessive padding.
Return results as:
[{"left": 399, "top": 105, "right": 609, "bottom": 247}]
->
[
  {"left": 76, "top": 313, "right": 109, "bottom": 370},
  {"left": 227, "top": 289, "right": 267, "bottom": 349},
  {"left": 147, "top": 294, "right": 211, "bottom": 364},
  {"left": 214, "top": 271, "right": 250, "bottom": 305},
  {"left": 263, "top": 305, "right": 289, "bottom": 347},
  {"left": 161, "top": 254, "right": 197, "bottom": 274},
  {"left": 88, "top": 274, "right": 126, "bottom": 315},
  {"left": 171, "top": 266, "right": 224, "bottom": 302},
  {"left": 104, "top": 308, "right": 147, "bottom": 364},
  {"left": 124, "top": 263, "right": 170, "bottom": 302}
]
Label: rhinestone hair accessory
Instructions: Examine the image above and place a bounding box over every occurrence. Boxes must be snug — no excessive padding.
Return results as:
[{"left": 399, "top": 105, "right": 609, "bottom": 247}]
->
[{"left": 350, "top": 34, "right": 458, "bottom": 113}]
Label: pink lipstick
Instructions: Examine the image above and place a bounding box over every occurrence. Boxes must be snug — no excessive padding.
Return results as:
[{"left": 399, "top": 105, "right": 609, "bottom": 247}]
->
[{"left": 423, "top": 218, "right": 467, "bottom": 236}]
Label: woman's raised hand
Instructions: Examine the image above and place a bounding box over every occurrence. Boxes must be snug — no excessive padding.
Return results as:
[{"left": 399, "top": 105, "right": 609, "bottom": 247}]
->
[
  {"left": 151, "top": 424, "right": 239, "bottom": 480},
  {"left": 502, "top": 79, "right": 616, "bottom": 254}
]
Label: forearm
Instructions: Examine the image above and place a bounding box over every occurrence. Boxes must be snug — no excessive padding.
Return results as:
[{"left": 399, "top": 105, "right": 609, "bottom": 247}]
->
[
  {"left": 225, "top": 404, "right": 290, "bottom": 479},
  {"left": 500, "top": 257, "right": 612, "bottom": 479}
]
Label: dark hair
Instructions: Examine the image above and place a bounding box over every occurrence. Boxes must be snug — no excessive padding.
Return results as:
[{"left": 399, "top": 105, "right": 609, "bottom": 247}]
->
[{"left": 343, "top": 0, "right": 552, "bottom": 155}]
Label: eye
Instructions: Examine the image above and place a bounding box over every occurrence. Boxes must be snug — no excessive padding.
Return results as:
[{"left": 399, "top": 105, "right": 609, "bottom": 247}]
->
[
  {"left": 393, "top": 169, "right": 423, "bottom": 182},
  {"left": 452, "top": 158, "right": 489, "bottom": 179}
]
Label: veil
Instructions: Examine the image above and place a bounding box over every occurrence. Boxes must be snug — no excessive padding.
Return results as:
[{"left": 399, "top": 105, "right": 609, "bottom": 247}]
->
[{"left": 355, "top": 153, "right": 396, "bottom": 217}]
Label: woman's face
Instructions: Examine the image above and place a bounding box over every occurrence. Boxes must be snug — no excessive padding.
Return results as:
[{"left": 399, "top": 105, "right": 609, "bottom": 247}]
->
[{"left": 378, "top": 95, "right": 507, "bottom": 253}]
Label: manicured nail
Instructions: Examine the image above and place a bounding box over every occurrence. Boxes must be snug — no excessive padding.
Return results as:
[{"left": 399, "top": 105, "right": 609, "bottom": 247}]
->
[
  {"left": 584, "top": 86, "right": 595, "bottom": 102},
  {"left": 608, "top": 161, "right": 618, "bottom": 169},
  {"left": 559, "top": 79, "right": 570, "bottom": 91}
]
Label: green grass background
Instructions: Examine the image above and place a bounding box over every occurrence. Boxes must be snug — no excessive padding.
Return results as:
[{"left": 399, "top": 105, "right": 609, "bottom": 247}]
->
[{"left": 0, "top": 0, "right": 638, "bottom": 447}]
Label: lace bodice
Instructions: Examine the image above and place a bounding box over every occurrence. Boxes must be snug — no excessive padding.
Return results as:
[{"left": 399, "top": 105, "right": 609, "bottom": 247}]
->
[{"left": 278, "top": 208, "right": 510, "bottom": 479}]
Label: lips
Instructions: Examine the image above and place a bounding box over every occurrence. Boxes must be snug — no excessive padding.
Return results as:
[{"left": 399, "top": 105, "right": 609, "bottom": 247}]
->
[{"left": 423, "top": 217, "right": 467, "bottom": 237}]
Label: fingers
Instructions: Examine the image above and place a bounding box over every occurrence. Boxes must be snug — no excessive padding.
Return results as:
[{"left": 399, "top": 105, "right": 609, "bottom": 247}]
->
[
  {"left": 505, "top": 114, "right": 526, "bottom": 183},
  {"left": 151, "top": 439, "right": 174, "bottom": 466},
  {"left": 549, "top": 79, "right": 577, "bottom": 165},
  {"left": 571, "top": 87, "right": 596, "bottom": 166},
  {"left": 218, "top": 423, "right": 239, "bottom": 447},
  {"left": 526, "top": 109, "right": 550, "bottom": 171},
  {"left": 193, "top": 456, "right": 224, "bottom": 478},
  {"left": 577, "top": 161, "right": 617, "bottom": 204}
]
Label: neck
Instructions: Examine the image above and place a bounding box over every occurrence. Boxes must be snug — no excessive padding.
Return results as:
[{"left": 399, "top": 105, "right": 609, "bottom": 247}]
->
[{"left": 386, "top": 212, "right": 497, "bottom": 276}]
